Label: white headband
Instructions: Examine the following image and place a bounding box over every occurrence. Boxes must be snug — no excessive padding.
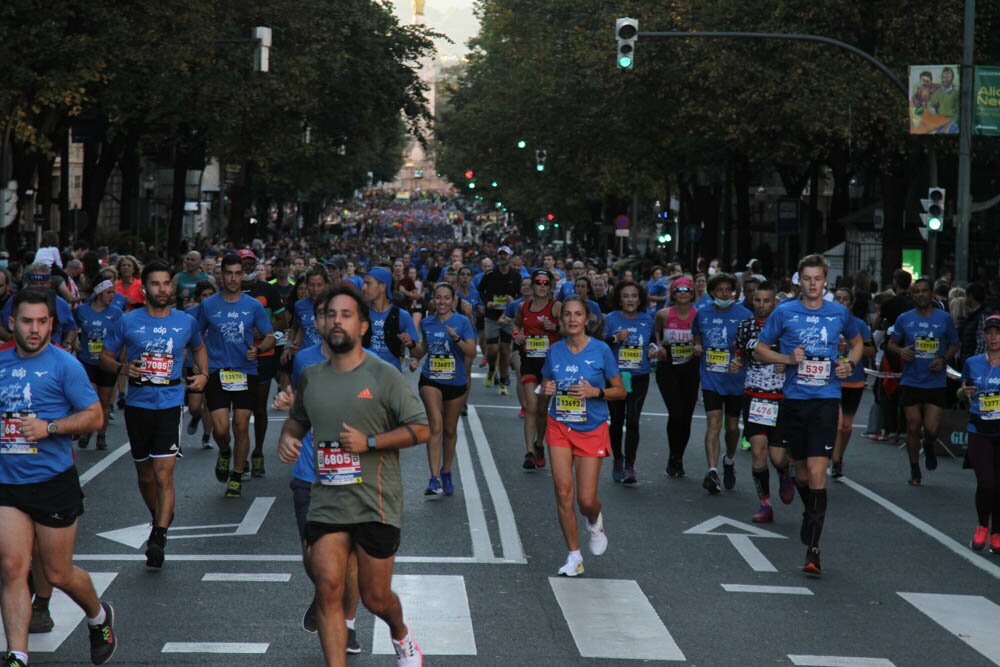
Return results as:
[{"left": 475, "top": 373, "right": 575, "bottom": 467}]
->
[{"left": 93, "top": 280, "right": 115, "bottom": 294}]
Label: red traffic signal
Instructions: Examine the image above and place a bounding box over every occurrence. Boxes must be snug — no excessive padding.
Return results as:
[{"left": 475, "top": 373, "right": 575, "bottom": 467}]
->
[
  {"left": 464, "top": 170, "right": 474, "bottom": 180},
  {"left": 546, "top": 213, "right": 554, "bottom": 221}
]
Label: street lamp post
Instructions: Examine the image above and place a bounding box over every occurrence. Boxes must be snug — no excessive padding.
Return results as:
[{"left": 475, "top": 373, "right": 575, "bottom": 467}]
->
[{"left": 144, "top": 174, "right": 156, "bottom": 252}]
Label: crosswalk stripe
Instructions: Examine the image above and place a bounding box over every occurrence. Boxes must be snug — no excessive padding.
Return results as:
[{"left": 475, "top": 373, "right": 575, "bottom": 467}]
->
[
  {"left": 722, "top": 584, "right": 813, "bottom": 595},
  {"left": 162, "top": 642, "right": 269, "bottom": 653},
  {"left": 549, "top": 577, "right": 686, "bottom": 661},
  {"left": 788, "top": 656, "right": 895, "bottom": 666},
  {"left": 0, "top": 572, "right": 117, "bottom": 653},
  {"left": 201, "top": 573, "right": 291, "bottom": 582},
  {"left": 372, "top": 575, "right": 477, "bottom": 655},
  {"left": 899, "top": 592, "right": 1000, "bottom": 664}
]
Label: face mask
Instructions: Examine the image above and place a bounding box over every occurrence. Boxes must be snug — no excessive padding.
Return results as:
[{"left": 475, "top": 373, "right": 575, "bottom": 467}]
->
[
  {"left": 713, "top": 298, "right": 735, "bottom": 308},
  {"left": 0, "top": 260, "right": 7, "bottom": 270},
  {"left": 245, "top": 271, "right": 258, "bottom": 282},
  {"left": 708, "top": 267, "right": 718, "bottom": 276}
]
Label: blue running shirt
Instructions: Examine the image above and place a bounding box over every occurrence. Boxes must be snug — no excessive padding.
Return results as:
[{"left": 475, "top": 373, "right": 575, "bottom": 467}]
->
[
  {"left": 194, "top": 293, "right": 273, "bottom": 374},
  {"left": 604, "top": 310, "right": 654, "bottom": 375},
  {"left": 420, "top": 313, "right": 476, "bottom": 386},
  {"left": 291, "top": 343, "right": 328, "bottom": 484},
  {"left": 890, "top": 308, "right": 958, "bottom": 389},
  {"left": 368, "top": 306, "right": 419, "bottom": 370},
  {"left": 692, "top": 303, "right": 752, "bottom": 396},
  {"left": 962, "top": 354, "right": 1000, "bottom": 431},
  {"left": 293, "top": 297, "right": 323, "bottom": 348},
  {"left": 541, "top": 337, "right": 619, "bottom": 431},
  {"left": 74, "top": 302, "right": 125, "bottom": 367}
]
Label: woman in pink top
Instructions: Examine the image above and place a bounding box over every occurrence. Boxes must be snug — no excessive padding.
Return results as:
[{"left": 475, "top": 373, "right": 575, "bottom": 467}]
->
[
  {"left": 115, "top": 255, "right": 145, "bottom": 310},
  {"left": 653, "top": 276, "right": 701, "bottom": 478}
]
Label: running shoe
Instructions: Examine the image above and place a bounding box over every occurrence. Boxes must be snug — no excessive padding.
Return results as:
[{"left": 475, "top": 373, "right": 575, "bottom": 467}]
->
[
  {"left": 751, "top": 504, "right": 774, "bottom": 524},
  {"left": 522, "top": 452, "right": 537, "bottom": 470},
  {"left": 201, "top": 433, "right": 212, "bottom": 449},
  {"left": 145, "top": 534, "right": 165, "bottom": 570},
  {"left": 392, "top": 635, "right": 423, "bottom": 667},
  {"left": 107, "top": 408, "right": 115, "bottom": 422},
  {"left": 991, "top": 532, "right": 1000, "bottom": 554},
  {"left": 478, "top": 357, "right": 487, "bottom": 368},
  {"left": 346, "top": 627, "right": 362, "bottom": 654},
  {"left": 88, "top": 601, "right": 117, "bottom": 665},
  {"left": 186, "top": 414, "right": 201, "bottom": 436},
  {"left": 588, "top": 513, "right": 608, "bottom": 556},
  {"left": 722, "top": 460, "right": 736, "bottom": 490},
  {"left": 224, "top": 474, "right": 242, "bottom": 498},
  {"left": 215, "top": 450, "right": 232, "bottom": 482},
  {"left": 498, "top": 383, "right": 508, "bottom": 396},
  {"left": 803, "top": 547, "right": 822, "bottom": 577},
  {"left": 484, "top": 374, "right": 494, "bottom": 388},
  {"left": 831, "top": 461, "right": 844, "bottom": 479},
  {"left": 740, "top": 436, "right": 751, "bottom": 451},
  {"left": 518, "top": 407, "right": 526, "bottom": 418},
  {"left": 612, "top": 459, "right": 624, "bottom": 483},
  {"left": 622, "top": 465, "right": 637, "bottom": 485},
  {"left": 924, "top": 440, "right": 938, "bottom": 471},
  {"left": 79, "top": 433, "right": 91, "bottom": 449},
  {"left": 424, "top": 476, "right": 443, "bottom": 496},
  {"left": 251, "top": 453, "right": 266, "bottom": 478},
  {"left": 533, "top": 446, "right": 546, "bottom": 468},
  {"left": 971, "top": 525, "right": 989, "bottom": 551},
  {"left": 2, "top": 654, "right": 26, "bottom": 667},
  {"left": 440, "top": 470, "right": 454, "bottom": 496},
  {"left": 908, "top": 463, "right": 922, "bottom": 487},
  {"left": 557, "top": 554, "right": 584, "bottom": 577},
  {"left": 778, "top": 470, "right": 795, "bottom": 504},
  {"left": 665, "top": 458, "right": 685, "bottom": 478},
  {"left": 29, "top": 603, "right": 54, "bottom": 633},
  {"left": 703, "top": 470, "right": 722, "bottom": 495},
  {"left": 96, "top": 434, "right": 107, "bottom": 451},
  {"left": 301, "top": 597, "right": 318, "bottom": 633}
]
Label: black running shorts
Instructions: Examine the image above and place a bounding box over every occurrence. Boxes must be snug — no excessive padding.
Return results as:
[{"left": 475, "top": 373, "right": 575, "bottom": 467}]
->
[
  {"left": 304, "top": 521, "right": 401, "bottom": 559},
  {"left": 84, "top": 363, "right": 117, "bottom": 389},
  {"left": 703, "top": 389, "right": 742, "bottom": 417},
  {"left": 776, "top": 398, "right": 839, "bottom": 460},
  {"left": 840, "top": 386, "right": 864, "bottom": 416},
  {"left": 898, "top": 386, "right": 949, "bottom": 409},
  {"left": 0, "top": 467, "right": 84, "bottom": 528},
  {"left": 125, "top": 406, "right": 182, "bottom": 462},
  {"left": 205, "top": 371, "right": 259, "bottom": 412}
]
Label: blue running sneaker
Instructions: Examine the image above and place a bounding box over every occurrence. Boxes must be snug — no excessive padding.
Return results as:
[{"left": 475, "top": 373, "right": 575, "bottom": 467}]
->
[
  {"left": 424, "top": 476, "right": 443, "bottom": 496},
  {"left": 440, "top": 469, "right": 454, "bottom": 495},
  {"left": 612, "top": 459, "right": 624, "bottom": 483}
]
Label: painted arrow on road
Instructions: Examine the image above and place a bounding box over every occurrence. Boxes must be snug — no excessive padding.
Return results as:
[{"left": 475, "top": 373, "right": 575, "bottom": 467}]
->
[
  {"left": 684, "top": 515, "right": 786, "bottom": 572},
  {"left": 97, "top": 497, "right": 275, "bottom": 548}
]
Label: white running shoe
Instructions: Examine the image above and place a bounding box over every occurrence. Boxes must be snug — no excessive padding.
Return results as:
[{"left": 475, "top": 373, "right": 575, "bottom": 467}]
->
[
  {"left": 557, "top": 554, "right": 584, "bottom": 577},
  {"left": 392, "top": 634, "right": 423, "bottom": 666},
  {"left": 588, "top": 512, "right": 608, "bottom": 556}
]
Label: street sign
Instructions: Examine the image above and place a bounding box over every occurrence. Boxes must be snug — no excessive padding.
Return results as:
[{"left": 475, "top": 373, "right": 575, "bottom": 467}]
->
[
  {"left": 613, "top": 214, "right": 630, "bottom": 230},
  {"left": 614, "top": 228, "right": 630, "bottom": 238},
  {"left": 776, "top": 198, "right": 800, "bottom": 236},
  {"left": 682, "top": 223, "right": 701, "bottom": 243}
]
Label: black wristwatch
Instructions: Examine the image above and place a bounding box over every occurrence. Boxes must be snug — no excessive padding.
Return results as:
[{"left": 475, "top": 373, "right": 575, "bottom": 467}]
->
[
  {"left": 597, "top": 388, "right": 605, "bottom": 400},
  {"left": 367, "top": 435, "right": 377, "bottom": 451},
  {"left": 846, "top": 360, "right": 856, "bottom": 371}
]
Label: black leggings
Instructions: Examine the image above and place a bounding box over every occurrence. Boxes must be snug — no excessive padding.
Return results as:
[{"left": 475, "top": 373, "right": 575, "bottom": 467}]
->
[
  {"left": 968, "top": 432, "right": 1000, "bottom": 529},
  {"left": 608, "top": 373, "right": 651, "bottom": 465},
  {"left": 655, "top": 360, "right": 700, "bottom": 463}
]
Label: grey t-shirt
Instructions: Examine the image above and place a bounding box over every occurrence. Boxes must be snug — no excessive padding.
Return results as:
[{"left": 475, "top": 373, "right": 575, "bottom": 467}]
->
[{"left": 290, "top": 353, "right": 427, "bottom": 528}]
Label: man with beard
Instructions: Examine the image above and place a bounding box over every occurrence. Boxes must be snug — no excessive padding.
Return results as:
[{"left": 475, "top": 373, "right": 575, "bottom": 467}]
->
[
  {"left": 278, "top": 284, "right": 430, "bottom": 667},
  {"left": 194, "top": 254, "right": 275, "bottom": 498},
  {"left": 100, "top": 261, "right": 208, "bottom": 568},
  {"left": 0, "top": 288, "right": 116, "bottom": 667}
]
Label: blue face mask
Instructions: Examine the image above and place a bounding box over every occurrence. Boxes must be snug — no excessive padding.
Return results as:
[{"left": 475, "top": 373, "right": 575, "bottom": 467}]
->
[
  {"left": 713, "top": 298, "right": 735, "bottom": 308},
  {"left": 0, "top": 260, "right": 7, "bottom": 270}
]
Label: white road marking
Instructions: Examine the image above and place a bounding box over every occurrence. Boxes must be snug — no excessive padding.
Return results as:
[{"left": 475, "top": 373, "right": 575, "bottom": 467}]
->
[
  {"left": 788, "top": 656, "right": 895, "bottom": 666},
  {"left": 899, "top": 592, "right": 1000, "bottom": 664},
  {"left": 0, "top": 573, "right": 116, "bottom": 653},
  {"left": 466, "top": 406, "right": 527, "bottom": 563},
  {"left": 201, "top": 573, "right": 291, "bottom": 582},
  {"left": 722, "top": 584, "right": 813, "bottom": 595},
  {"left": 372, "top": 575, "right": 477, "bottom": 656},
  {"left": 549, "top": 577, "right": 686, "bottom": 661},
  {"left": 455, "top": 416, "right": 495, "bottom": 561},
  {"left": 162, "top": 642, "right": 269, "bottom": 654},
  {"left": 841, "top": 477, "right": 1000, "bottom": 581},
  {"left": 74, "top": 554, "right": 499, "bottom": 563},
  {"left": 97, "top": 497, "right": 275, "bottom": 547},
  {"left": 78, "top": 443, "right": 131, "bottom": 486},
  {"left": 234, "top": 496, "right": 274, "bottom": 535},
  {"left": 684, "top": 515, "right": 785, "bottom": 573}
]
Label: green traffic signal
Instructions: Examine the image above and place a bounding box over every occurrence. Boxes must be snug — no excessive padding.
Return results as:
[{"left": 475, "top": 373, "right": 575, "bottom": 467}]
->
[
  {"left": 468, "top": 182, "right": 476, "bottom": 189},
  {"left": 618, "top": 55, "right": 633, "bottom": 68},
  {"left": 927, "top": 216, "right": 943, "bottom": 232},
  {"left": 657, "top": 233, "right": 671, "bottom": 244},
  {"left": 537, "top": 223, "right": 546, "bottom": 231},
  {"left": 517, "top": 140, "right": 527, "bottom": 149}
]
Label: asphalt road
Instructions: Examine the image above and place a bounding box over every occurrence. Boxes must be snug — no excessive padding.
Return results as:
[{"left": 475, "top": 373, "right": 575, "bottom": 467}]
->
[{"left": 5, "top": 363, "right": 1000, "bottom": 666}]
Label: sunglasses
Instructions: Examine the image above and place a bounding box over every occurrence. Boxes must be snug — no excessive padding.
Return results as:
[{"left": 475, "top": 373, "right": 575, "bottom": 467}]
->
[
  {"left": 534, "top": 280, "right": 550, "bottom": 286},
  {"left": 673, "top": 287, "right": 692, "bottom": 293}
]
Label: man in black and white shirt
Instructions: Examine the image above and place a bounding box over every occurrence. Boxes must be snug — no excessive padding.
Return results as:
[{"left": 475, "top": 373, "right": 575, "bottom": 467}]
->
[{"left": 731, "top": 281, "right": 794, "bottom": 524}]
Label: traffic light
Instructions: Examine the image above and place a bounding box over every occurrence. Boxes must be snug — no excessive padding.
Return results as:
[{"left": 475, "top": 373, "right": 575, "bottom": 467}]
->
[
  {"left": 921, "top": 187, "right": 945, "bottom": 232},
  {"left": 616, "top": 18, "right": 638, "bottom": 69},
  {"left": 253, "top": 26, "right": 272, "bottom": 72},
  {"left": 468, "top": 182, "right": 476, "bottom": 190},
  {"left": 517, "top": 140, "right": 527, "bottom": 149},
  {"left": 536, "top": 150, "right": 546, "bottom": 172},
  {"left": 491, "top": 181, "right": 499, "bottom": 188},
  {"left": 546, "top": 213, "right": 554, "bottom": 221},
  {"left": 464, "top": 170, "right": 474, "bottom": 180},
  {"left": 1, "top": 181, "right": 17, "bottom": 229},
  {"left": 537, "top": 222, "right": 546, "bottom": 232},
  {"left": 657, "top": 232, "right": 672, "bottom": 244}
]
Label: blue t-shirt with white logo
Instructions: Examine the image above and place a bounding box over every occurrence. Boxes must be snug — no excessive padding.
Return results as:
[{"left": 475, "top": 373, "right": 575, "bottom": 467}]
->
[
  {"left": 890, "top": 308, "right": 958, "bottom": 389},
  {"left": 692, "top": 303, "right": 752, "bottom": 396},
  {"left": 0, "top": 344, "right": 98, "bottom": 484},
  {"left": 758, "top": 299, "right": 859, "bottom": 400},
  {"left": 844, "top": 316, "right": 872, "bottom": 384},
  {"left": 294, "top": 298, "right": 322, "bottom": 349},
  {"left": 194, "top": 293, "right": 273, "bottom": 374},
  {"left": 103, "top": 309, "right": 203, "bottom": 410},
  {"left": 420, "top": 312, "right": 476, "bottom": 387},
  {"left": 647, "top": 277, "right": 668, "bottom": 314},
  {"left": 368, "top": 306, "right": 419, "bottom": 370},
  {"left": 605, "top": 310, "right": 654, "bottom": 375},
  {"left": 541, "top": 337, "right": 619, "bottom": 432},
  {"left": 962, "top": 354, "right": 1000, "bottom": 432},
  {"left": 74, "top": 302, "right": 125, "bottom": 367}
]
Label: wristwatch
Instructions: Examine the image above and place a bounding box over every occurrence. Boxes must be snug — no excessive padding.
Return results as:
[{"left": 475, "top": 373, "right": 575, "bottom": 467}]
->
[
  {"left": 367, "top": 435, "right": 377, "bottom": 452},
  {"left": 47, "top": 421, "right": 59, "bottom": 436}
]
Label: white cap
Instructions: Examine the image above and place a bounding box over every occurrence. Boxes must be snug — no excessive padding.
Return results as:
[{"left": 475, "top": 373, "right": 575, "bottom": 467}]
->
[
  {"left": 791, "top": 271, "right": 800, "bottom": 285},
  {"left": 746, "top": 258, "right": 760, "bottom": 268}
]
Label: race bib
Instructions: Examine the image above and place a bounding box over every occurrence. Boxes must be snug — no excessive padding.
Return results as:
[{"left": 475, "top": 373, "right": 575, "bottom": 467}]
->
[
  {"left": 141, "top": 352, "right": 174, "bottom": 384},
  {"left": 219, "top": 369, "right": 248, "bottom": 391},
  {"left": 526, "top": 336, "right": 550, "bottom": 358},
  {"left": 618, "top": 345, "right": 642, "bottom": 370},
  {"left": 980, "top": 392, "right": 1000, "bottom": 420},
  {"left": 429, "top": 355, "right": 456, "bottom": 381},
  {"left": 748, "top": 398, "right": 779, "bottom": 426},
  {"left": 1, "top": 411, "right": 38, "bottom": 454},
  {"left": 797, "top": 356, "right": 831, "bottom": 387},
  {"left": 316, "top": 442, "right": 363, "bottom": 486},
  {"left": 915, "top": 336, "right": 940, "bottom": 359},
  {"left": 670, "top": 342, "right": 693, "bottom": 364},
  {"left": 555, "top": 391, "right": 587, "bottom": 423},
  {"left": 88, "top": 339, "right": 104, "bottom": 355},
  {"left": 706, "top": 347, "right": 730, "bottom": 373}
]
